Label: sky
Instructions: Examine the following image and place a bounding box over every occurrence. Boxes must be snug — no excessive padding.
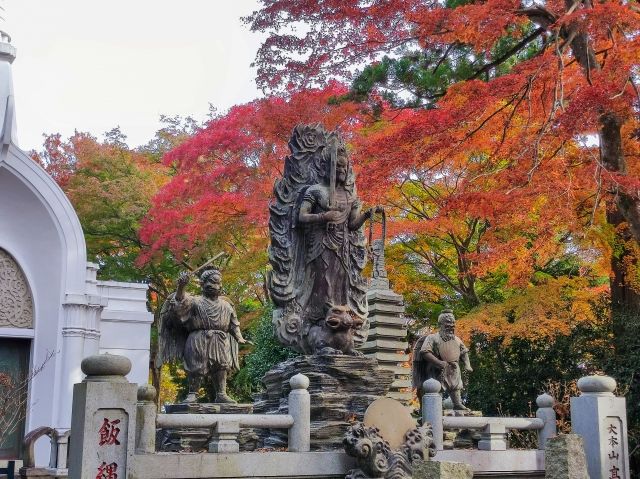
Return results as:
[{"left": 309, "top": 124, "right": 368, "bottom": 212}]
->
[{"left": 6, "top": 0, "right": 265, "bottom": 151}]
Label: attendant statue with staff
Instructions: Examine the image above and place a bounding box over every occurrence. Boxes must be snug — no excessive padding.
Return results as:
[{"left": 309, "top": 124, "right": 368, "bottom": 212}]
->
[{"left": 157, "top": 256, "right": 247, "bottom": 403}]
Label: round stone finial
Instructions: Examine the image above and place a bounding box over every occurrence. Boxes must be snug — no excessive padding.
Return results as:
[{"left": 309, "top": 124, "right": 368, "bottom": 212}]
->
[
  {"left": 422, "top": 378, "right": 441, "bottom": 393},
  {"left": 289, "top": 373, "right": 310, "bottom": 390},
  {"left": 536, "top": 393, "right": 554, "bottom": 408},
  {"left": 137, "top": 384, "right": 157, "bottom": 402},
  {"left": 81, "top": 354, "right": 131, "bottom": 382},
  {"left": 577, "top": 375, "right": 616, "bottom": 395}
]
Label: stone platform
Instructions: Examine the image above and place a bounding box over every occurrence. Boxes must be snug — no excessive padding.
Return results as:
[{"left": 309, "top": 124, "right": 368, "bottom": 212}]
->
[
  {"left": 157, "top": 402, "right": 259, "bottom": 452},
  {"left": 254, "top": 355, "right": 394, "bottom": 451}
]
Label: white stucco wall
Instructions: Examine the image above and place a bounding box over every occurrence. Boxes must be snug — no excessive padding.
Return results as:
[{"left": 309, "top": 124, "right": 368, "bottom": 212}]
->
[
  {"left": 98, "top": 281, "right": 153, "bottom": 385},
  {"left": 0, "top": 143, "right": 153, "bottom": 466}
]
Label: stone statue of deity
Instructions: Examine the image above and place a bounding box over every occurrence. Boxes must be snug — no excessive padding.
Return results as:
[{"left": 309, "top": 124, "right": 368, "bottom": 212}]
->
[
  {"left": 157, "top": 269, "right": 246, "bottom": 403},
  {"left": 268, "top": 124, "right": 382, "bottom": 355},
  {"left": 412, "top": 310, "right": 473, "bottom": 411}
]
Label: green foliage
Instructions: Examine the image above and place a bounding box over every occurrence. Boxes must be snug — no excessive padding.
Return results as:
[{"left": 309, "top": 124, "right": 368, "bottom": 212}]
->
[
  {"left": 466, "top": 320, "right": 611, "bottom": 416},
  {"left": 230, "top": 305, "right": 298, "bottom": 402}
]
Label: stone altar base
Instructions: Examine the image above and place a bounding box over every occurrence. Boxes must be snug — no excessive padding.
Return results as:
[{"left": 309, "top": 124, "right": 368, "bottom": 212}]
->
[
  {"left": 254, "top": 355, "right": 394, "bottom": 451},
  {"left": 157, "top": 402, "right": 259, "bottom": 452}
]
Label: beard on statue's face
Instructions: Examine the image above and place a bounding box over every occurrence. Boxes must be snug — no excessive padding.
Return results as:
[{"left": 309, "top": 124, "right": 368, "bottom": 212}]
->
[{"left": 440, "top": 316, "right": 456, "bottom": 340}]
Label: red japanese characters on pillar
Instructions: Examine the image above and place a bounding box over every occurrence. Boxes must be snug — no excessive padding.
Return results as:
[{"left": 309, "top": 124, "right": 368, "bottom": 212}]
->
[
  {"left": 605, "top": 417, "right": 626, "bottom": 479},
  {"left": 93, "top": 410, "right": 128, "bottom": 479},
  {"left": 98, "top": 418, "right": 121, "bottom": 446},
  {"left": 95, "top": 461, "right": 118, "bottom": 479}
]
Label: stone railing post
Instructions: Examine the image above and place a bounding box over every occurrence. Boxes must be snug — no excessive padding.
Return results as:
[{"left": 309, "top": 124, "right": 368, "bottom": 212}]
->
[
  {"left": 478, "top": 422, "right": 507, "bottom": 451},
  {"left": 422, "top": 379, "right": 443, "bottom": 451},
  {"left": 535, "top": 393, "right": 556, "bottom": 450},
  {"left": 209, "top": 419, "right": 241, "bottom": 453},
  {"left": 68, "top": 354, "right": 138, "bottom": 479},
  {"left": 571, "top": 375, "right": 630, "bottom": 479},
  {"left": 53, "top": 430, "right": 71, "bottom": 470},
  {"left": 288, "top": 373, "right": 311, "bottom": 452},
  {"left": 136, "top": 384, "right": 157, "bottom": 454}
]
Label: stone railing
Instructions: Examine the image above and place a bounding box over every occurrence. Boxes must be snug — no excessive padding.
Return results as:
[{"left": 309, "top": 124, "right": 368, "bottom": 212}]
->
[
  {"left": 421, "top": 378, "right": 556, "bottom": 451},
  {"left": 137, "top": 375, "right": 311, "bottom": 454},
  {"left": 65, "top": 354, "right": 354, "bottom": 479}
]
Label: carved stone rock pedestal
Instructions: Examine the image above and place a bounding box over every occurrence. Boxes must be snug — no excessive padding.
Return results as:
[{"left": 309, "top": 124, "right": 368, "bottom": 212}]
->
[
  {"left": 254, "top": 355, "right": 393, "bottom": 450},
  {"left": 157, "top": 403, "right": 259, "bottom": 452}
]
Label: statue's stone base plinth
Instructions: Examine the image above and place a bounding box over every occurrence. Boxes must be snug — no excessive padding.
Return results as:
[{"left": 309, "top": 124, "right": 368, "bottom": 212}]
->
[
  {"left": 254, "top": 355, "right": 394, "bottom": 451},
  {"left": 157, "top": 402, "right": 259, "bottom": 452},
  {"left": 443, "top": 409, "right": 482, "bottom": 449}
]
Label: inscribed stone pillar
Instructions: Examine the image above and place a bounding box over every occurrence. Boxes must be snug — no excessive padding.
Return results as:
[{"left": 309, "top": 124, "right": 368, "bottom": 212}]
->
[
  {"left": 570, "top": 375, "right": 630, "bottom": 479},
  {"left": 68, "top": 354, "right": 137, "bottom": 479}
]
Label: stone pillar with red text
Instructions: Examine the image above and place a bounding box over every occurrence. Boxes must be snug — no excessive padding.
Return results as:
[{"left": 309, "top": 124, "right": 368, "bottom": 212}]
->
[
  {"left": 571, "top": 375, "right": 630, "bottom": 479},
  {"left": 68, "top": 354, "right": 138, "bottom": 479}
]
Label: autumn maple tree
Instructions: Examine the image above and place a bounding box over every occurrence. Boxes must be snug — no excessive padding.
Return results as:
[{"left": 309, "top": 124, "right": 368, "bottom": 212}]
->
[
  {"left": 246, "top": 0, "right": 640, "bottom": 316},
  {"left": 138, "top": 84, "right": 364, "bottom": 303}
]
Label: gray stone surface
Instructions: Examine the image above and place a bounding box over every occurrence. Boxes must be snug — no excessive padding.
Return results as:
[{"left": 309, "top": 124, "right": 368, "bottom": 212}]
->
[
  {"left": 344, "top": 420, "right": 436, "bottom": 478},
  {"left": 413, "top": 460, "right": 474, "bottom": 479},
  {"left": 129, "top": 451, "right": 356, "bottom": 478},
  {"left": 362, "top": 286, "right": 411, "bottom": 403},
  {"left": 81, "top": 353, "right": 131, "bottom": 381},
  {"left": 68, "top": 354, "right": 138, "bottom": 479},
  {"left": 254, "top": 355, "right": 393, "bottom": 450},
  {"left": 158, "top": 403, "right": 259, "bottom": 452},
  {"left": 287, "top": 374, "right": 311, "bottom": 452},
  {"left": 571, "top": 375, "right": 630, "bottom": 479},
  {"left": 536, "top": 393, "right": 556, "bottom": 450},
  {"left": 544, "top": 434, "right": 588, "bottom": 479}
]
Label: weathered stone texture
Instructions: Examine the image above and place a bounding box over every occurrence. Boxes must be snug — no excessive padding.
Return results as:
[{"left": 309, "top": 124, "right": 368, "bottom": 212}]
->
[
  {"left": 413, "top": 460, "right": 474, "bottom": 479},
  {"left": 254, "top": 355, "right": 393, "bottom": 450},
  {"left": 544, "top": 434, "right": 589, "bottom": 479},
  {"left": 157, "top": 403, "right": 258, "bottom": 452}
]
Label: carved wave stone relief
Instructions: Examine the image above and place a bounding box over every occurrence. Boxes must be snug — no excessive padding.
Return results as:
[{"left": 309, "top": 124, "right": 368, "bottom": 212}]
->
[{"left": 0, "top": 248, "right": 33, "bottom": 328}]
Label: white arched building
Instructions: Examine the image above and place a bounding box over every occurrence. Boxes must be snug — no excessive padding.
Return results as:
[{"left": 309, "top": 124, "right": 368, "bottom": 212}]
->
[{"left": 0, "top": 4, "right": 152, "bottom": 465}]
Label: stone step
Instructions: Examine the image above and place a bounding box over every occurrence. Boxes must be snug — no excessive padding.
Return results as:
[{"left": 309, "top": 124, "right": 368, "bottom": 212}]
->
[
  {"left": 365, "top": 352, "right": 410, "bottom": 363},
  {"left": 362, "top": 339, "right": 408, "bottom": 352},
  {"left": 367, "top": 290, "right": 404, "bottom": 302},
  {"left": 368, "top": 326, "right": 408, "bottom": 339},
  {"left": 367, "top": 302, "right": 405, "bottom": 314},
  {"left": 391, "top": 378, "right": 412, "bottom": 389},
  {"left": 378, "top": 365, "right": 412, "bottom": 377},
  {"left": 367, "top": 315, "right": 407, "bottom": 326}
]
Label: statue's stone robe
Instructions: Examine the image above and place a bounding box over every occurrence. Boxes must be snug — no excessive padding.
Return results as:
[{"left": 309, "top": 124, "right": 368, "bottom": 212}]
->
[
  {"left": 170, "top": 295, "right": 241, "bottom": 374},
  {"left": 419, "top": 333, "right": 469, "bottom": 391},
  {"left": 301, "top": 184, "right": 367, "bottom": 324}
]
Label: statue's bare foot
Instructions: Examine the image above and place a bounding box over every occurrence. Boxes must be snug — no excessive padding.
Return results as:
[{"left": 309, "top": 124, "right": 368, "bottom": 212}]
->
[
  {"left": 347, "top": 350, "right": 364, "bottom": 357},
  {"left": 215, "top": 393, "right": 237, "bottom": 404}
]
